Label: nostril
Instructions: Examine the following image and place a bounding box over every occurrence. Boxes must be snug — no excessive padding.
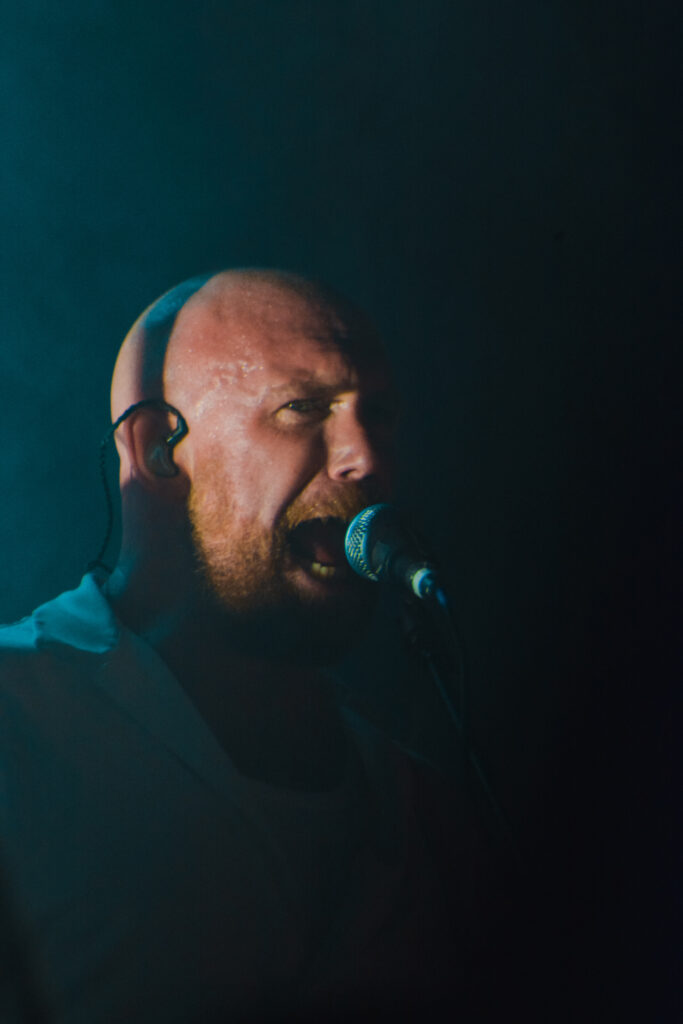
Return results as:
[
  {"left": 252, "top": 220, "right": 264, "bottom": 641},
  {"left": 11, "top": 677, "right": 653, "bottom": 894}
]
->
[{"left": 328, "top": 451, "right": 377, "bottom": 482}]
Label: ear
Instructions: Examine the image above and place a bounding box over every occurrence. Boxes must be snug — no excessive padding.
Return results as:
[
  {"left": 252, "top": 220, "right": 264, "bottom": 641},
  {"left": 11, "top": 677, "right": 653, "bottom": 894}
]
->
[
  {"left": 146, "top": 439, "right": 178, "bottom": 478},
  {"left": 114, "top": 406, "right": 189, "bottom": 493}
]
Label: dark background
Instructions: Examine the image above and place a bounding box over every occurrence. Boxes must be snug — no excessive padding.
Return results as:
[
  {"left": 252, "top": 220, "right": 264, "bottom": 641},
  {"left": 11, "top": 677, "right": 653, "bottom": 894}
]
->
[{"left": 1, "top": 1, "right": 679, "bottom": 1017}]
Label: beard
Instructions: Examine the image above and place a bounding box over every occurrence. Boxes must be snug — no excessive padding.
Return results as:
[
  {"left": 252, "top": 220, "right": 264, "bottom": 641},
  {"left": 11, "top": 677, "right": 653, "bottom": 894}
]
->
[{"left": 187, "top": 480, "right": 381, "bottom": 666}]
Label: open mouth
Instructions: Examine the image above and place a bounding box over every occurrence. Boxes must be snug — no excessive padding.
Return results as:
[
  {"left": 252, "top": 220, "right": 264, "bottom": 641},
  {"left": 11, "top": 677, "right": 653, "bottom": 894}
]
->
[{"left": 287, "top": 517, "right": 353, "bottom": 582}]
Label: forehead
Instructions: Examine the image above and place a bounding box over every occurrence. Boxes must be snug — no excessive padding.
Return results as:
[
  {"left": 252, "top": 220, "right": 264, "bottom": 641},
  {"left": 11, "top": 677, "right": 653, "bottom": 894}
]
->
[{"left": 163, "top": 281, "right": 391, "bottom": 406}]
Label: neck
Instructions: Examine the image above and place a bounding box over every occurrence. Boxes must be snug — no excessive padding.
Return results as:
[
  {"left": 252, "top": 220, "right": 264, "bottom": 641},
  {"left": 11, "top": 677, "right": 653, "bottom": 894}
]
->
[{"left": 103, "top": 564, "right": 349, "bottom": 791}]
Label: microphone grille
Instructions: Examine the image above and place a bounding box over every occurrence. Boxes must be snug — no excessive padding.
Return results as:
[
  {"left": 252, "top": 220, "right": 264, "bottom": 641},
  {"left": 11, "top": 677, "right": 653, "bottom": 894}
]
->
[{"left": 344, "top": 504, "right": 391, "bottom": 582}]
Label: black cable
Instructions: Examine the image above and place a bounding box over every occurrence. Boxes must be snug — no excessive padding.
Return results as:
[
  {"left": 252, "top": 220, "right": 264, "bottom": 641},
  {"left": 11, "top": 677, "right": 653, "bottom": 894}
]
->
[
  {"left": 86, "top": 399, "right": 188, "bottom": 573},
  {"left": 403, "top": 589, "right": 523, "bottom": 875}
]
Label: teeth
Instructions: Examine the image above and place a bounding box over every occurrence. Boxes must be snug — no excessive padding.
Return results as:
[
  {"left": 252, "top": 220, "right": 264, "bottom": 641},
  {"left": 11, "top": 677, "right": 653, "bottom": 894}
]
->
[{"left": 309, "top": 562, "right": 338, "bottom": 580}]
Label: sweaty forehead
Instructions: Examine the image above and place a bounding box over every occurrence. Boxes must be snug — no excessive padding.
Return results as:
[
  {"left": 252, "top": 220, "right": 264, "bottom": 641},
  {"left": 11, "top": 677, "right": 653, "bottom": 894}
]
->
[
  {"left": 162, "top": 276, "right": 388, "bottom": 405},
  {"left": 110, "top": 271, "right": 390, "bottom": 422}
]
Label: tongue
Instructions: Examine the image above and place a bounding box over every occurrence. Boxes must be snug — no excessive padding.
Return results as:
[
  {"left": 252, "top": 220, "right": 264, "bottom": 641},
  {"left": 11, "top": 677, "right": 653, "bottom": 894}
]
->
[{"left": 290, "top": 520, "right": 346, "bottom": 566}]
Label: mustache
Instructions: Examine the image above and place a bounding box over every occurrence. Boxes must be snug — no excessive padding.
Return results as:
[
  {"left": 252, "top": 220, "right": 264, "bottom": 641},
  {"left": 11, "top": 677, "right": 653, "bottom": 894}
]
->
[
  {"left": 281, "top": 483, "right": 384, "bottom": 533},
  {"left": 270, "top": 486, "right": 379, "bottom": 568}
]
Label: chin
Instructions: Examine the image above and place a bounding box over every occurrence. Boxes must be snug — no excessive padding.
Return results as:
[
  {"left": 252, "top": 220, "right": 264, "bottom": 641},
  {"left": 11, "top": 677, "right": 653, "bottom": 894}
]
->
[{"left": 190, "top": 523, "right": 378, "bottom": 664}]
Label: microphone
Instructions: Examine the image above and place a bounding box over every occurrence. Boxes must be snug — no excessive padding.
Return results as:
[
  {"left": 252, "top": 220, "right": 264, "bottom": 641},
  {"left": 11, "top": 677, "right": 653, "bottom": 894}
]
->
[{"left": 344, "top": 504, "right": 442, "bottom": 601}]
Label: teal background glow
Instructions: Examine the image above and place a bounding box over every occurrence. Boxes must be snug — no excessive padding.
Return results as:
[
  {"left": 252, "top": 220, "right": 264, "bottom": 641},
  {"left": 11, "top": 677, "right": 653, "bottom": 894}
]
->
[{"left": 0, "top": 2, "right": 678, "bottom": 1014}]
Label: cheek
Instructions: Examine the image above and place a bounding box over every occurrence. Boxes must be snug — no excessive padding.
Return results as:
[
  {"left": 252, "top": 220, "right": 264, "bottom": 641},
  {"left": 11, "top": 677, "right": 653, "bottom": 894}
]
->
[
  {"left": 192, "top": 428, "right": 323, "bottom": 527},
  {"left": 241, "top": 441, "right": 321, "bottom": 506}
]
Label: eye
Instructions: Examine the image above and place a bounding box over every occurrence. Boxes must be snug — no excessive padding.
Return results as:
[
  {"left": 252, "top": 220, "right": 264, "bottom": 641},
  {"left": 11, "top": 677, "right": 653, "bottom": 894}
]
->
[
  {"left": 284, "top": 398, "right": 324, "bottom": 413},
  {"left": 277, "top": 397, "right": 331, "bottom": 422}
]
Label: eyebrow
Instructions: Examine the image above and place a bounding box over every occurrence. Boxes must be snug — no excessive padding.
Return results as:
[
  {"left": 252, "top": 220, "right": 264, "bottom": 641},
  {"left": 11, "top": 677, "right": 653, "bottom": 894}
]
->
[
  {"left": 267, "top": 373, "right": 397, "bottom": 396},
  {"left": 266, "top": 376, "right": 362, "bottom": 400},
  {"left": 267, "top": 377, "right": 332, "bottom": 395}
]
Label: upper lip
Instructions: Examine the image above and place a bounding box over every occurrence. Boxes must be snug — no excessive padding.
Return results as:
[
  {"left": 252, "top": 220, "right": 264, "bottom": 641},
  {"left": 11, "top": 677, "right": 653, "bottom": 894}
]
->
[{"left": 289, "top": 514, "right": 350, "bottom": 532}]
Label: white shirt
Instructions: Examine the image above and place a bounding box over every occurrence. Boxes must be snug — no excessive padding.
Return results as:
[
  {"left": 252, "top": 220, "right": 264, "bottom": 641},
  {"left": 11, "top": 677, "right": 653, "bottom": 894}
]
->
[{"left": 0, "top": 575, "right": 459, "bottom": 1021}]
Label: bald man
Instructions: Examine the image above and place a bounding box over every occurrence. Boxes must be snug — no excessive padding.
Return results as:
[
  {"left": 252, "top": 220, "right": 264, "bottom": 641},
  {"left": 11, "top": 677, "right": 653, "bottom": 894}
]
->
[
  {"left": 104, "top": 270, "right": 398, "bottom": 791},
  {"left": 0, "top": 271, "right": 503, "bottom": 1022}
]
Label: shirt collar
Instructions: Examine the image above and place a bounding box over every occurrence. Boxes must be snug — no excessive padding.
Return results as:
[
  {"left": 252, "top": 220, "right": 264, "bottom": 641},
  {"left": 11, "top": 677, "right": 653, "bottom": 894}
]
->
[{"left": 32, "top": 572, "right": 120, "bottom": 654}]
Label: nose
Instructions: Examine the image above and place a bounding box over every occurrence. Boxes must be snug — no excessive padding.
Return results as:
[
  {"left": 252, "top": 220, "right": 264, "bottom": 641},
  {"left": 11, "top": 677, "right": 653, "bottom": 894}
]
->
[{"left": 324, "top": 404, "right": 389, "bottom": 485}]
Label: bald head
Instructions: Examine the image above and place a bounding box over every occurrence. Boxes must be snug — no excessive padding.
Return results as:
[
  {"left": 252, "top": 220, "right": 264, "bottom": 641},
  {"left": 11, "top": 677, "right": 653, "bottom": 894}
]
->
[{"left": 110, "top": 269, "right": 382, "bottom": 425}]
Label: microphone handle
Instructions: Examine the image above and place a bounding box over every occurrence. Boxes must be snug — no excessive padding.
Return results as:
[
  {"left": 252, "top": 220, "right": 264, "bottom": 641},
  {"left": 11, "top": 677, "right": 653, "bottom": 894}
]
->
[{"left": 371, "top": 540, "right": 440, "bottom": 600}]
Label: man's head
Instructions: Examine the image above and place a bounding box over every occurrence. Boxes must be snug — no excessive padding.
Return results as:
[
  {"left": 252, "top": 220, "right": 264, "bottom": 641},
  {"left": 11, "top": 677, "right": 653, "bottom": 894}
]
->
[{"left": 110, "top": 270, "right": 398, "bottom": 663}]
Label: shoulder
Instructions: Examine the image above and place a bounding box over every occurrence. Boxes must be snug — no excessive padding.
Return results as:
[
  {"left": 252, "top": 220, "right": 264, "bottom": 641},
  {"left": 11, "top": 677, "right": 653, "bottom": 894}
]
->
[
  {"left": 0, "top": 610, "right": 82, "bottom": 686},
  {"left": 0, "top": 616, "right": 53, "bottom": 698},
  {"left": 0, "top": 575, "right": 118, "bottom": 684},
  {"left": 0, "top": 616, "right": 39, "bottom": 656},
  {"left": 0, "top": 586, "right": 115, "bottom": 743}
]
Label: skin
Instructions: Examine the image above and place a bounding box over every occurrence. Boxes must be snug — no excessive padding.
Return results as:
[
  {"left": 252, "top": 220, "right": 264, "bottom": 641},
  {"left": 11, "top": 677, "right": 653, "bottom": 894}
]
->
[{"left": 103, "top": 270, "right": 398, "bottom": 790}]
